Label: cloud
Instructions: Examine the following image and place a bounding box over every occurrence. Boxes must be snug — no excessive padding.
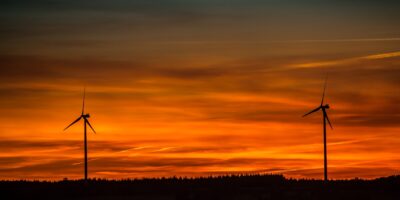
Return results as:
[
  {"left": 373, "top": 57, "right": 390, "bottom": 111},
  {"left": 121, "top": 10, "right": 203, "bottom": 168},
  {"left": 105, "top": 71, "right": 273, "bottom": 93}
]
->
[
  {"left": 1, "top": 51, "right": 400, "bottom": 129},
  {"left": 1, "top": 0, "right": 400, "bottom": 181},
  {"left": 275, "top": 38, "right": 400, "bottom": 44},
  {"left": 335, "top": 114, "right": 400, "bottom": 127},
  {"left": 293, "top": 51, "right": 400, "bottom": 68},
  {"left": 0, "top": 54, "right": 235, "bottom": 84},
  {"left": 0, "top": 135, "right": 399, "bottom": 180}
]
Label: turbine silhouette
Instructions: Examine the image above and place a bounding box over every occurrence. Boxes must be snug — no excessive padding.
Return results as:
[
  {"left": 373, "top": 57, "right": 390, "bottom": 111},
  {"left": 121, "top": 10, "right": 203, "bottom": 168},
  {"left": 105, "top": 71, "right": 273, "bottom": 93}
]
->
[
  {"left": 64, "top": 88, "right": 96, "bottom": 181},
  {"left": 303, "top": 77, "right": 333, "bottom": 182}
]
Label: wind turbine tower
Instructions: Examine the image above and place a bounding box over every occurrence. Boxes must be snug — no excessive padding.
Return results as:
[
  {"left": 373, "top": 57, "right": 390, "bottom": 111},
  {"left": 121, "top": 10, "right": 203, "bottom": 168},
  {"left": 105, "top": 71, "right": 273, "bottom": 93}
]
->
[
  {"left": 303, "top": 78, "right": 333, "bottom": 182},
  {"left": 64, "top": 88, "right": 96, "bottom": 181}
]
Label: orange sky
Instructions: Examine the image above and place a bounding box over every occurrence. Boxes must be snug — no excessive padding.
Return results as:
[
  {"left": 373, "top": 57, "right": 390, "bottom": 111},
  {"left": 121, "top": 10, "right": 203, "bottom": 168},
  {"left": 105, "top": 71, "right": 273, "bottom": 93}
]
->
[{"left": 1, "top": 0, "right": 400, "bottom": 180}]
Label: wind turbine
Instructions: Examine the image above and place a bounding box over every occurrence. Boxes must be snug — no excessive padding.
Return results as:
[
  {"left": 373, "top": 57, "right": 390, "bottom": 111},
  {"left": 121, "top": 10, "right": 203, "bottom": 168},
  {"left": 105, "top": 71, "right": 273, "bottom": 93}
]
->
[
  {"left": 64, "top": 88, "right": 96, "bottom": 181},
  {"left": 303, "top": 78, "right": 333, "bottom": 182}
]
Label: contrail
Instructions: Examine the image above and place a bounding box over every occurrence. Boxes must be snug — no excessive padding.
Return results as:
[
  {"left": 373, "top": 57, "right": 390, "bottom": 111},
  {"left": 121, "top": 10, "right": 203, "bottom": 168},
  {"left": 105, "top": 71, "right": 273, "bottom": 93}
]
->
[
  {"left": 294, "top": 51, "right": 400, "bottom": 68},
  {"left": 278, "top": 38, "right": 400, "bottom": 43},
  {"left": 153, "top": 38, "right": 400, "bottom": 45}
]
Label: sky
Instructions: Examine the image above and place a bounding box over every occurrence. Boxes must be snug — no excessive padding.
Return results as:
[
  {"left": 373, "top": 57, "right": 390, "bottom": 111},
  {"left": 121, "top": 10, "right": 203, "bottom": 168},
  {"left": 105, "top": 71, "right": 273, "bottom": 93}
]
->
[{"left": 0, "top": 0, "right": 400, "bottom": 180}]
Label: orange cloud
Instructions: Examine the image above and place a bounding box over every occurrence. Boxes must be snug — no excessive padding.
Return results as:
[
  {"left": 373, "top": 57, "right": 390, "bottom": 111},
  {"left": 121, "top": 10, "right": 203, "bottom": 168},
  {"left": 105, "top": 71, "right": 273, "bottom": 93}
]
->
[
  {"left": 293, "top": 51, "right": 400, "bottom": 68},
  {"left": 0, "top": 51, "right": 400, "bottom": 180}
]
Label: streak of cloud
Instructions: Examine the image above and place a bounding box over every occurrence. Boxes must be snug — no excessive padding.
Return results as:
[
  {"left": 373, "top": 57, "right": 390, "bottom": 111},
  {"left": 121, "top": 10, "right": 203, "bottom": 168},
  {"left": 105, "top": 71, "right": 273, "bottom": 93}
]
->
[
  {"left": 1, "top": 0, "right": 400, "bottom": 180},
  {"left": 293, "top": 51, "right": 400, "bottom": 68}
]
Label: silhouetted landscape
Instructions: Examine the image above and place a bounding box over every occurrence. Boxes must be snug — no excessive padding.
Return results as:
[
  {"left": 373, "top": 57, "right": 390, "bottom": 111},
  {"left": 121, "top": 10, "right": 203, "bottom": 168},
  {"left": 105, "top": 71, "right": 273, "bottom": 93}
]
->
[{"left": 2, "top": 174, "right": 400, "bottom": 200}]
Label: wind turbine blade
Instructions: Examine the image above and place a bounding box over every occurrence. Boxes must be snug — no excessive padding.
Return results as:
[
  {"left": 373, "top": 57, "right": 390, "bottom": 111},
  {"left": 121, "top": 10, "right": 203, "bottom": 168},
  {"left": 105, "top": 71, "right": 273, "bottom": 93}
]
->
[
  {"left": 81, "top": 87, "right": 86, "bottom": 115},
  {"left": 321, "top": 75, "right": 328, "bottom": 106},
  {"left": 323, "top": 110, "right": 333, "bottom": 129},
  {"left": 302, "top": 106, "right": 321, "bottom": 117},
  {"left": 64, "top": 116, "right": 82, "bottom": 131},
  {"left": 85, "top": 118, "right": 96, "bottom": 134}
]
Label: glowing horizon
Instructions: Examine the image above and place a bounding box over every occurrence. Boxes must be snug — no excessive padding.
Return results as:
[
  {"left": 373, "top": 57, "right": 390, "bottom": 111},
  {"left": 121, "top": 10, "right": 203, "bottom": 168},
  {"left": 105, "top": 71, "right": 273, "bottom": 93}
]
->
[{"left": 1, "top": 0, "right": 400, "bottom": 180}]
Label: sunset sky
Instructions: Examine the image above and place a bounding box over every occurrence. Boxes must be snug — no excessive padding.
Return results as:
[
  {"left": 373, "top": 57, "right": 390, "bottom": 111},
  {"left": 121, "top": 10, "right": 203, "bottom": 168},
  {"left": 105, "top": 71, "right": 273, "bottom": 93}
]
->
[{"left": 1, "top": 0, "right": 400, "bottom": 180}]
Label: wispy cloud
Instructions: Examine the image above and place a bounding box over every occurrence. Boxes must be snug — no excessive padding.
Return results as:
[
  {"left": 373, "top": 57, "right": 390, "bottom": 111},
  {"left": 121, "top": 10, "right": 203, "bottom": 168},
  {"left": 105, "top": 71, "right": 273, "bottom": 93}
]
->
[
  {"left": 293, "top": 51, "right": 400, "bottom": 68},
  {"left": 1, "top": 0, "right": 400, "bottom": 180},
  {"left": 277, "top": 38, "right": 400, "bottom": 44},
  {"left": 1, "top": 135, "right": 399, "bottom": 180}
]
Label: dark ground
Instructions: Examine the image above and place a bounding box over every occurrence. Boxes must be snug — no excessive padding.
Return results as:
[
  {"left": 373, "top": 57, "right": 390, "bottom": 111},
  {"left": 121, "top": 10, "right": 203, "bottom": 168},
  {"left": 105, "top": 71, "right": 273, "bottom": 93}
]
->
[{"left": 1, "top": 174, "right": 399, "bottom": 200}]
